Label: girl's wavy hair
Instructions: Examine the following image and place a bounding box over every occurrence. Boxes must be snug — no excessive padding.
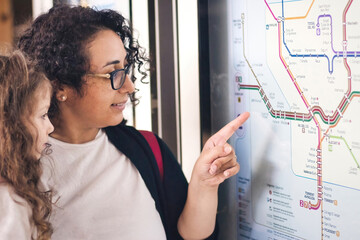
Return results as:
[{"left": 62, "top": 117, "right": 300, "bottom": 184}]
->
[
  {"left": 0, "top": 50, "right": 53, "bottom": 239},
  {"left": 18, "top": 4, "right": 149, "bottom": 119}
]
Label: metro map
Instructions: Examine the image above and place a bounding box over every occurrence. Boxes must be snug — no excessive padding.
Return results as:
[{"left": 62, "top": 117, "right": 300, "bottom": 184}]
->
[{"left": 231, "top": 0, "right": 360, "bottom": 239}]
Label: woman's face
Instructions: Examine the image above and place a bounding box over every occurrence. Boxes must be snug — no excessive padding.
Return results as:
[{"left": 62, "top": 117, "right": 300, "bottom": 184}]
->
[{"left": 61, "top": 29, "right": 135, "bottom": 129}]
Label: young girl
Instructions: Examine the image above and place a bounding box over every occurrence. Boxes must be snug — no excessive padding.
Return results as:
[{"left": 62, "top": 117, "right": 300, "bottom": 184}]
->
[{"left": 0, "top": 50, "right": 54, "bottom": 239}]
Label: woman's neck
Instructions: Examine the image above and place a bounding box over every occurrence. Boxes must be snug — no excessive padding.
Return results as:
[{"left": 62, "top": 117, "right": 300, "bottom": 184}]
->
[{"left": 50, "top": 117, "right": 100, "bottom": 144}]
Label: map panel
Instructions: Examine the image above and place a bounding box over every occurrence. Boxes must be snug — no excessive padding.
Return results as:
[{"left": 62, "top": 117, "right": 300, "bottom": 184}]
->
[{"left": 231, "top": 0, "right": 360, "bottom": 239}]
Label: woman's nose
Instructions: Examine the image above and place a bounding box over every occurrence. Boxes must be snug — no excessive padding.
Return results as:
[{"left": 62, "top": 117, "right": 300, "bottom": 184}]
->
[{"left": 119, "top": 74, "right": 135, "bottom": 94}]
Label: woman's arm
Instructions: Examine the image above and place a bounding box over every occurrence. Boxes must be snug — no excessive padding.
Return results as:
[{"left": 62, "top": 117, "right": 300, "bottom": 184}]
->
[{"left": 178, "top": 112, "right": 249, "bottom": 240}]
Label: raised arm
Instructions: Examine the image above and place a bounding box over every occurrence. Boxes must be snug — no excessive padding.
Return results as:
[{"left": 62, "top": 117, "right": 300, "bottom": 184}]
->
[{"left": 178, "top": 112, "right": 250, "bottom": 240}]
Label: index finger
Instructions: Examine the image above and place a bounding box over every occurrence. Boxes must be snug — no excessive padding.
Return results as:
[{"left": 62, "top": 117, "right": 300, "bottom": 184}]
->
[{"left": 205, "top": 112, "right": 250, "bottom": 149}]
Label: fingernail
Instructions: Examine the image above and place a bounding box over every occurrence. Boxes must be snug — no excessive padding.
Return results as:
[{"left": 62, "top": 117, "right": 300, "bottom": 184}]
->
[
  {"left": 225, "top": 146, "right": 231, "bottom": 153},
  {"left": 224, "top": 171, "right": 230, "bottom": 177},
  {"left": 210, "top": 165, "right": 217, "bottom": 174}
]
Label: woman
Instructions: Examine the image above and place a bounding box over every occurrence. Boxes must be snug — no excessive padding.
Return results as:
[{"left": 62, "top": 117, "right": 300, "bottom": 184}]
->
[
  {"left": 18, "top": 5, "right": 249, "bottom": 240},
  {"left": 0, "top": 50, "right": 54, "bottom": 239}
]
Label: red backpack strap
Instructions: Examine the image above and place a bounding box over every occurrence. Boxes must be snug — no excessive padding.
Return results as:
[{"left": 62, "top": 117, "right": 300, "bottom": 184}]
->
[{"left": 139, "top": 130, "right": 164, "bottom": 181}]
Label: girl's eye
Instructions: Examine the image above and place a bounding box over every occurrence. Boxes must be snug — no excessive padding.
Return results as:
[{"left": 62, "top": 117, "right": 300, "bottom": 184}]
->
[{"left": 41, "top": 113, "right": 48, "bottom": 120}]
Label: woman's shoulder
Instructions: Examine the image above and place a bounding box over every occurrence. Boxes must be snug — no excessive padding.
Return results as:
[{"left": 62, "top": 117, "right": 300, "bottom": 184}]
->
[
  {"left": 105, "top": 123, "right": 146, "bottom": 140},
  {"left": 106, "top": 123, "right": 160, "bottom": 137},
  {"left": 105, "top": 123, "right": 137, "bottom": 132}
]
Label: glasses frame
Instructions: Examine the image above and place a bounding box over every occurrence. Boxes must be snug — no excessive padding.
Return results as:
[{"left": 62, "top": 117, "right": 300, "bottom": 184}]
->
[{"left": 87, "top": 65, "right": 131, "bottom": 90}]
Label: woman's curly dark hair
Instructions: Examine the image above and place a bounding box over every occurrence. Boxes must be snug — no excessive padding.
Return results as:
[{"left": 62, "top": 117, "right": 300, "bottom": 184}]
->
[
  {"left": 0, "top": 50, "right": 53, "bottom": 240},
  {"left": 18, "top": 4, "right": 148, "bottom": 119}
]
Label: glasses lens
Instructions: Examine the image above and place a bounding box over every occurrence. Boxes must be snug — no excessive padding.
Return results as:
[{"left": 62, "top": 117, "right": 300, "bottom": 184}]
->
[{"left": 112, "top": 70, "right": 125, "bottom": 90}]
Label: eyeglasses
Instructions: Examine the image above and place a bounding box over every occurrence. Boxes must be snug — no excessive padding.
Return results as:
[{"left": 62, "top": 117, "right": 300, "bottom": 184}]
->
[{"left": 87, "top": 65, "right": 132, "bottom": 90}]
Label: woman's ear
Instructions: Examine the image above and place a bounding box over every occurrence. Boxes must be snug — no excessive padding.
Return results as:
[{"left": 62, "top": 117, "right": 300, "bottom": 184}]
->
[
  {"left": 54, "top": 80, "right": 79, "bottom": 103},
  {"left": 52, "top": 80, "right": 67, "bottom": 102},
  {"left": 56, "top": 87, "right": 68, "bottom": 102}
]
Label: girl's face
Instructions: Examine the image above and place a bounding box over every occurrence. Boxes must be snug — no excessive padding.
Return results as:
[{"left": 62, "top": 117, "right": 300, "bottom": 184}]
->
[
  {"left": 60, "top": 29, "right": 135, "bottom": 129},
  {"left": 28, "top": 82, "right": 54, "bottom": 159}
]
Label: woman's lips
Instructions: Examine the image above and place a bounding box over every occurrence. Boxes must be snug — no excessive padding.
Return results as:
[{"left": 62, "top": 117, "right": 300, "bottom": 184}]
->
[{"left": 111, "top": 101, "right": 127, "bottom": 111}]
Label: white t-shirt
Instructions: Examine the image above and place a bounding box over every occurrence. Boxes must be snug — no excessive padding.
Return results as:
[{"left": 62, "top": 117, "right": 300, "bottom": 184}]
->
[
  {"left": 0, "top": 182, "right": 36, "bottom": 239},
  {"left": 41, "top": 130, "right": 167, "bottom": 240}
]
